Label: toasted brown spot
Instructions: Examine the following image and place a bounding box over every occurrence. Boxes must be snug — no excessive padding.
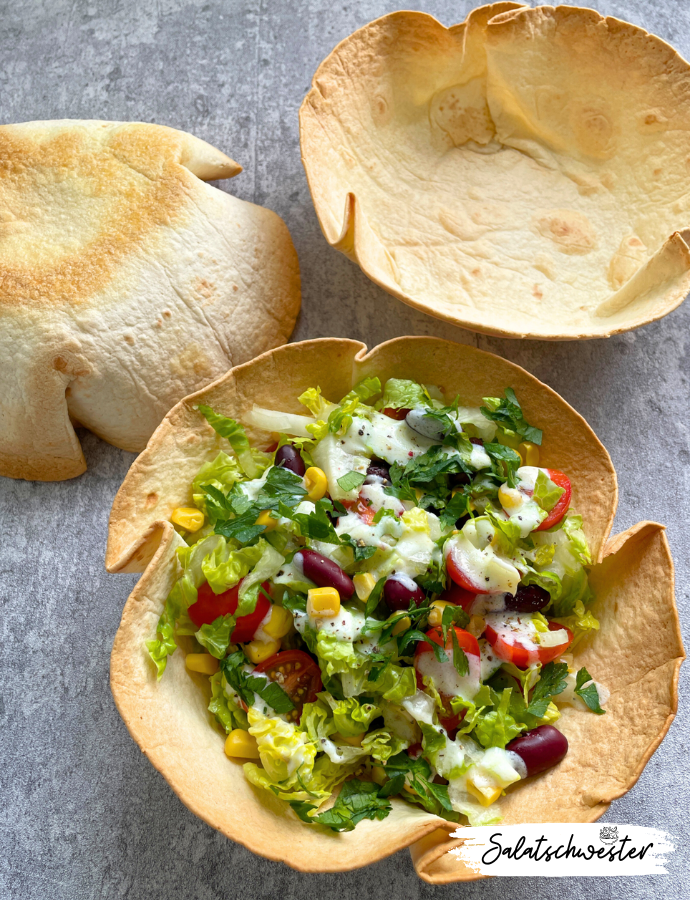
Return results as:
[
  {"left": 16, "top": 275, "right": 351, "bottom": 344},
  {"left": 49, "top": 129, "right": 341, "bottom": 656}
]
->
[
  {"left": 145, "top": 492, "right": 158, "bottom": 509},
  {"left": 0, "top": 123, "right": 193, "bottom": 309},
  {"left": 535, "top": 209, "right": 597, "bottom": 255}
]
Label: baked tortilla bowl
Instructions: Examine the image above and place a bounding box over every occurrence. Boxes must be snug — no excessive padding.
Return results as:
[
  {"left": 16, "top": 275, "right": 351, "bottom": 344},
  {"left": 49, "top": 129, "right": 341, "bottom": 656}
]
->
[
  {"left": 107, "top": 337, "right": 683, "bottom": 882},
  {"left": 300, "top": 5, "right": 690, "bottom": 339},
  {"left": 0, "top": 120, "right": 300, "bottom": 481}
]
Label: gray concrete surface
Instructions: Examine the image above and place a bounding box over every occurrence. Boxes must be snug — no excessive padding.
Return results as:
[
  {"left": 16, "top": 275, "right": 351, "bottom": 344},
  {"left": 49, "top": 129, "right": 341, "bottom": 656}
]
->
[{"left": 1, "top": 0, "right": 688, "bottom": 897}]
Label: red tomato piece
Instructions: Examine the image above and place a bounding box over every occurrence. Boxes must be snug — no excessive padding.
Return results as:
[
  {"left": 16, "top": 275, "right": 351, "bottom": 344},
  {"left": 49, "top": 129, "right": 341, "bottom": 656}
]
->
[
  {"left": 255, "top": 650, "right": 322, "bottom": 721},
  {"left": 446, "top": 545, "right": 491, "bottom": 595},
  {"left": 439, "top": 581, "right": 477, "bottom": 614},
  {"left": 381, "top": 407, "right": 411, "bottom": 421},
  {"left": 535, "top": 470, "right": 571, "bottom": 531},
  {"left": 342, "top": 495, "right": 376, "bottom": 526},
  {"left": 188, "top": 579, "right": 271, "bottom": 644},
  {"left": 484, "top": 620, "right": 573, "bottom": 669}
]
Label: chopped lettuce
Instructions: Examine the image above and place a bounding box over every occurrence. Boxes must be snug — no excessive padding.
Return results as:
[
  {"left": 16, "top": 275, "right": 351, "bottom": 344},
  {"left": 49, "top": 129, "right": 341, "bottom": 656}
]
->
[
  {"left": 533, "top": 469, "right": 565, "bottom": 513},
  {"left": 197, "top": 406, "right": 264, "bottom": 478},
  {"left": 378, "top": 378, "right": 428, "bottom": 410}
]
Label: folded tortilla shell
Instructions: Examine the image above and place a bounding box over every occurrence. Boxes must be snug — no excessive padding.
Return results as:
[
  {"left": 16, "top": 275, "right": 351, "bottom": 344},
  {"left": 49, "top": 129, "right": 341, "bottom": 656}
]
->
[
  {"left": 300, "top": 5, "right": 690, "bottom": 339},
  {"left": 0, "top": 120, "right": 300, "bottom": 481},
  {"left": 108, "top": 337, "right": 682, "bottom": 879}
]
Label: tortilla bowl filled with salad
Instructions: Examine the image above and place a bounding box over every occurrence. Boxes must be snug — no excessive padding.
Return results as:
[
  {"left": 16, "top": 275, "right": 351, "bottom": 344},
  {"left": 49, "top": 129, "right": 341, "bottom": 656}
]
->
[{"left": 107, "top": 337, "right": 683, "bottom": 883}]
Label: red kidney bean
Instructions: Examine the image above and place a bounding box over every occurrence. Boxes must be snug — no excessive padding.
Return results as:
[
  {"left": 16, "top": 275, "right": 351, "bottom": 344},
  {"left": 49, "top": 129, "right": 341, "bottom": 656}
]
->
[
  {"left": 366, "top": 459, "right": 391, "bottom": 483},
  {"left": 274, "top": 444, "right": 305, "bottom": 477},
  {"left": 504, "top": 584, "right": 550, "bottom": 613},
  {"left": 295, "top": 549, "right": 354, "bottom": 599},
  {"left": 381, "top": 407, "right": 411, "bottom": 421},
  {"left": 469, "top": 437, "right": 484, "bottom": 446},
  {"left": 506, "top": 725, "right": 568, "bottom": 777},
  {"left": 383, "top": 574, "right": 425, "bottom": 611}
]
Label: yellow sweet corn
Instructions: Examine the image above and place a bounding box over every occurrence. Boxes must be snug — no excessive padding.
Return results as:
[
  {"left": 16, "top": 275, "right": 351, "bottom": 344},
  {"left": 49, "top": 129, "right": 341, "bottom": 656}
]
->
[
  {"left": 307, "top": 586, "right": 340, "bottom": 618},
  {"left": 171, "top": 507, "right": 204, "bottom": 532},
  {"left": 224, "top": 729, "right": 260, "bottom": 760},
  {"left": 262, "top": 605, "right": 293, "bottom": 640},
  {"left": 353, "top": 572, "right": 376, "bottom": 601},
  {"left": 466, "top": 778, "right": 502, "bottom": 807},
  {"left": 244, "top": 638, "right": 281, "bottom": 664},
  {"left": 371, "top": 765, "right": 387, "bottom": 786},
  {"left": 392, "top": 615, "right": 411, "bottom": 636},
  {"left": 185, "top": 653, "right": 219, "bottom": 675},
  {"left": 255, "top": 510, "right": 277, "bottom": 532},
  {"left": 428, "top": 600, "right": 452, "bottom": 627},
  {"left": 519, "top": 442, "right": 540, "bottom": 467},
  {"left": 498, "top": 483, "right": 523, "bottom": 513},
  {"left": 304, "top": 466, "right": 328, "bottom": 502}
]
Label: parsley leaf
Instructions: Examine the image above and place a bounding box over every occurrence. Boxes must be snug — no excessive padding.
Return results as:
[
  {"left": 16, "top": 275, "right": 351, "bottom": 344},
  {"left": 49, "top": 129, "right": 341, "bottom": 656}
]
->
[
  {"left": 439, "top": 488, "right": 473, "bottom": 530},
  {"left": 279, "top": 498, "right": 340, "bottom": 543},
  {"left": 527, "top": 661, "right": 568, "bottom": 717},
  {"left": 451, "top": 627, "right": 469, "bottom": 676},
  {"left": 290, "top": 779, "right": 392, "bottom": 832},
  {"left": 220, "top": 651, "right": 295, "bottom": 715},
  {"left": 574, "top": 666, "right": 606, "bottom": 715},
  {"left": 364, "top": 576, "right": 387, "bottom": 618},
  {"left": 441, "top": 604, "right": 470, "bottom": 642},
  {"left": 480, "top": 388, "right": 542, "bottom": 446},
  {"left": 337, "top": 471, "right": 367, "bottom": 492},
  {"left": 484, "top": 442, "right": 522, "bottom": 489},
  {"left": 338, "top": 534, "right": 378, "bottom": 561}
]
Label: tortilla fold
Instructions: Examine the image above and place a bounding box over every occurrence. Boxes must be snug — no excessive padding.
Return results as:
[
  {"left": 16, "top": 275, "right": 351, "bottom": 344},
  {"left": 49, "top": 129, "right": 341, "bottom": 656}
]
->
[{"left": 107, "top": 337, "right": 683, "bottom": 880}]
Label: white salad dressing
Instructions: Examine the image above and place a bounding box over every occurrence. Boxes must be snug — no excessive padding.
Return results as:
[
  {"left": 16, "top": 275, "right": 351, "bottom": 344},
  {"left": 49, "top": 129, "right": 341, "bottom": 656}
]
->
[
  {"left": 478, "top": 638, "right": 503, "bottom": 681},
  {"left": 483, "top": 612, "right": 562, "bottom": 665},
  {"left": 415, "top": 646, "right": 482, "bottom": 702},
  {"left": 401, "top": 690, "right": 437, "bottom": 726},
  {"left": 382, "top": 704, "right": 421, "bottom": 744},
  {"left": 311, "top": 433, "right": 369, "bottom": 501},
  {"left": 558, "top": 671, "right": 610, "bottom": 711},
  {"left": 238, "top": 467, "right": 271, "bottom": 502},
  {"left": 444, "top": 519, "right": 520, "bottom": 594},
  {"left": 293, "top": 604, "right": 366, "bottom": 642}
]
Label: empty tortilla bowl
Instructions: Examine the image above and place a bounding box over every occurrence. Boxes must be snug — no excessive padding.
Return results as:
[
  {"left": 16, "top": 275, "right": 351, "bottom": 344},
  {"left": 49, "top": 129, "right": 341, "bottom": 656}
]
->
[
  {"left": 107, "top": 338, "right": 683, "bottom": 882},
  {"left": 300, "top": 5, "right": 690, "bottom": 339}
]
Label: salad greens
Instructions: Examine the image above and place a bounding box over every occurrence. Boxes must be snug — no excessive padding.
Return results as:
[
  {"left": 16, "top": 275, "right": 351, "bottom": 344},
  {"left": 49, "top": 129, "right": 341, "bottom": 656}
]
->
[{"left": 148, "top": 374, "right": 606, "bottom": 831}]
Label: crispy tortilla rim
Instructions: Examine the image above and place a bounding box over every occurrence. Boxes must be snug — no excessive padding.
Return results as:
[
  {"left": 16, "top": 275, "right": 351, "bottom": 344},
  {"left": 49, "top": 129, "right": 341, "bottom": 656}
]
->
[
  {"left": 300, "top": 5, "right": 690, "bottom": 339},
  {"left": 108, "top": 338, "right": 683, "bottom": 881}
]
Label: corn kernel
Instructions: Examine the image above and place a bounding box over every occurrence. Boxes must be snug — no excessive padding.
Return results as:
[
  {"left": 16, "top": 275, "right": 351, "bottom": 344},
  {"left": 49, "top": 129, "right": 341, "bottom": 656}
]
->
[
  {"left": 262, "top": 605, "right": 293, "bottom": 640},
  {"left": 498, "top": 483, "right": 523, "bottom": 513},
  {"left": 185, "top": 653, "right": 219, "bottom": 675},
  {"left": 307, "top": 586, "right": 340, "bottom": 618},
  {"left": 224, "top": 729, "right": 260, "bottom": 760},
  {"left": 467, "top": 615, "right": 486, "bottom": 639},
  {"left": 244, "top": 638, "right": 281, "bottom": 664},
  {"left": 428, "top": 600, "right": 452, "bottom": 628},
  {"left": 392, "top": 615, "right": 411, "bottom": 636},
  {"left": 353, "top": 572, "right": 376, "bottom": 601},
  {"left": 519, "top": 442, "right": 540, "bottom": 467},
  {"left": 255, "top": 510, "right": 277, "bottom": 532},
  {"left": 466, "top": 778, "right": 502, "bottom": 807},
  {"left": 371, "top": 765, "right": 387, "bottom": 786},
  {"left": 333, "top": 731, "right": 364, "bottom": 746},
  {"left": 171, "top": 507, "right": 204, "bottom": 532},
  {"left": 304, "top": 466, "right": 328, "bottom": 502}
]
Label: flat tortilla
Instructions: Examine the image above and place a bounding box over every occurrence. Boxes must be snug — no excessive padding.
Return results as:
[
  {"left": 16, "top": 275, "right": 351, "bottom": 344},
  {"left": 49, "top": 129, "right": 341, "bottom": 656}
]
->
[
  {"left": 0, "top": 120, "right": 300, "bottom": 481},
  {"left": 300, "top": 5, "right": 690, "bottom": 339},
  {"left": 107, "top": 337, "right": 683, "bottom": 881}
]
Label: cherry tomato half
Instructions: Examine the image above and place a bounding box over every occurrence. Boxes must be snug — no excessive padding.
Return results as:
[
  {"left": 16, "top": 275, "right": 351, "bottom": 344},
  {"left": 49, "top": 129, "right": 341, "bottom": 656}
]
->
[
  {"left": 446, "top": 546, "right": 491, "bottom": 595},
  {"left": 188, "top": 579, "right": 271, "bottom": 643},
  {"left": 535, "top": 470, "right": 572, "bottom": 531},
  {"left": 439, "top": 580, "right": 477, "bottom": 613},
  {"left": 341, "top": 494, "right": 376, "bottom": 526},
  {"left": 255, "top": 650, "right": 323, "bottom": 721},
  {"left": 381, "top": 407, "right": 411, "bottom": 420},
  {"left": 484, "top": 620, "right": 573, "bottom": 669},
  {"left": 414, "top": 627, "right": 481, "bottom": 734}
]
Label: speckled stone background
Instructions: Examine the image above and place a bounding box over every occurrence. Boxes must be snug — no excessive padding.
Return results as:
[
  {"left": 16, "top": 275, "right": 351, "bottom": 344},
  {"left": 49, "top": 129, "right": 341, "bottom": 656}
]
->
[{"left": 1, "top": 0, "right": 688, "bottom": 897}]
